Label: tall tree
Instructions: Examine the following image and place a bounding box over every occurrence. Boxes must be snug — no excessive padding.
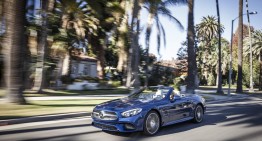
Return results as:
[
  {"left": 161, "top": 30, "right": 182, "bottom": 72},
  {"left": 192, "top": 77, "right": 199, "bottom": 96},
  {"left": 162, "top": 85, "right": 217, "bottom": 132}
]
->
[
  {"left": 196, "top": 16, "right": 224, "bottom": 82},
  {"left": 186, "top": 0, "right": 196, "bottom": 94},
  {"left": 245, "top": 0, "right": 254, "bottom": 92},
  {"left": 2, "top": 0, "right": 27, "bottom": 104},
  {"left": 89, "top": 0, "right": 122, "bottom": 79},
  {"left": 196, "top": 38, "right": 229, "bottom": 86},
  {"left": 33, "top": 0, "right": 55, "bottom": 92},
  {"left": 216, "top": 0, "right": 223, "bottom": 94},
  {"left": 116, "top": 0, "right": 129, "bottom": 74},
  {"left": 236, "top": 0, "right": 243, "bottom": 93},
  {"left": 243, "top": 30, "right": 262, "bottom": 90},
  {"left": 0, "top": 0, "right": 4, "bottom": 87},
  {"left": 126, "top": 0, "right": 143, "bottom": 88},
  {"left": 144, "top": 0, "right": 185, "bottom": 87},
  {"left": 196, "top": 16, "right": 220, "bottom": 44}
]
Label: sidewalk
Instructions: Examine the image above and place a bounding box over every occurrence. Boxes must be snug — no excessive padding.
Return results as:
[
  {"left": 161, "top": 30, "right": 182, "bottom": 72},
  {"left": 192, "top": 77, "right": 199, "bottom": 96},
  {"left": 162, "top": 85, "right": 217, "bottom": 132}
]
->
[
  {"left": 195, "top": 89, "right": 249, "bottom": 103},
  {"left": 199, "top": 93, "right": 248, "bottom": 103},
  {"left": 0, "top": 92, "right": 250, "bottom": 127}
]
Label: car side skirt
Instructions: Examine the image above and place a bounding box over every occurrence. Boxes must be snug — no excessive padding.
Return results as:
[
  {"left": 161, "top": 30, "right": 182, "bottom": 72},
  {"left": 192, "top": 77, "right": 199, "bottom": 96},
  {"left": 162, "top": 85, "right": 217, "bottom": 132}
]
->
[{"left": 162, "top": 117, "right": 194, "bottom": 127}]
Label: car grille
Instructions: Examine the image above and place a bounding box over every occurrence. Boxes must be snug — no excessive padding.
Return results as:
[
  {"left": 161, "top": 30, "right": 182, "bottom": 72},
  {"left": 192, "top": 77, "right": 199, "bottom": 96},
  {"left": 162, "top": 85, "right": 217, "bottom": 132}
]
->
[
  {"left": 92, "top": 110, "right": 118, "bottom": 121},
  {"left": 93, "top": 122, "right": 118, "bottom": 131}
]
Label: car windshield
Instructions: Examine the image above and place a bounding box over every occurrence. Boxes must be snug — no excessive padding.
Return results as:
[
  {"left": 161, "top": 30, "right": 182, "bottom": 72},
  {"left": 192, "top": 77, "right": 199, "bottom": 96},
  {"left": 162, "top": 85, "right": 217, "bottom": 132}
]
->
[{"left": 128, "top": 87, "right": 170, "bottom": 101}]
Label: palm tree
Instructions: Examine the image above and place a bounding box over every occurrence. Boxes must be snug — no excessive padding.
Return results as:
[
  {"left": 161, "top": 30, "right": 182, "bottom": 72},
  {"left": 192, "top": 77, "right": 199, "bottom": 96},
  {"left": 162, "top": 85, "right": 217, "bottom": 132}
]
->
[
  {"left": 186, "top": 0, "right": 196, "bottom": 93},
  {"left": 53, "top": 0, "right": 100, "bottom": 78},
  {"left": 196, "top": 16, "right": 224, "bottom": 81},
  {"left": 236, "top": 0, "right": 243, "bottom": 93},
  {"left": 2, "top": 0, "right": 27, "bottom": 104},
  {"left": 144, "top": 0, "right": 185, "bottom": 87},
  {"left": 88, "top": 0, "right": 122, "bottom": 79},
  {"left": 33, "top": 0, "right": 55, "bottom": 93},
  {"left": 216, "top": 0, "right": 223, "bottom": 94},
  {"left": 243, "top": 30, "right": 262, "bottom": 90},
  {"left": 196, "top": 16, "right": 220, "bottom": 44}
]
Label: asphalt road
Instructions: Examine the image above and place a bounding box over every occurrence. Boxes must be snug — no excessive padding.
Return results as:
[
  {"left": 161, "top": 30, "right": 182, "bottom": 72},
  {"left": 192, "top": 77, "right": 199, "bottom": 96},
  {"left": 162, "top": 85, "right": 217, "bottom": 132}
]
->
[{"left": 0, "top": 97, "right": 262, "bottom": 141}]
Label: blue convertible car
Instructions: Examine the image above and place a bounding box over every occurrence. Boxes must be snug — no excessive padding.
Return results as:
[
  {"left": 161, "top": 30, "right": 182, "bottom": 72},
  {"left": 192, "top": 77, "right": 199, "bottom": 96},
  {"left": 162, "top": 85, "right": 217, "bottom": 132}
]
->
[{"left": 91, "top": 86, "right": 206, "bottom": 135}]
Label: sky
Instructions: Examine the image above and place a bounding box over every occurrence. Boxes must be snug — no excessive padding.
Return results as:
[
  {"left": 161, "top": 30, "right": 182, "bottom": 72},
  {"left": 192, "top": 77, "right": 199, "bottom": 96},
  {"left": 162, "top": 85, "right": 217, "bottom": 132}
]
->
[{"left": 139, "top": 0, "right": 262, "bottom": 60}]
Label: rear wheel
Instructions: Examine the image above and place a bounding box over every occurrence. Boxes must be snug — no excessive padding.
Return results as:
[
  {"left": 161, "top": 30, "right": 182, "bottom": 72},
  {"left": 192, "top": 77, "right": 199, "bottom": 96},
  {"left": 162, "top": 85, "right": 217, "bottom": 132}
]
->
[
  {"left": 193, "top": 104, "right": 204, "bottom": 123},
  {"left": 143, "top": 111, "right": 160, "bottom": 136}
]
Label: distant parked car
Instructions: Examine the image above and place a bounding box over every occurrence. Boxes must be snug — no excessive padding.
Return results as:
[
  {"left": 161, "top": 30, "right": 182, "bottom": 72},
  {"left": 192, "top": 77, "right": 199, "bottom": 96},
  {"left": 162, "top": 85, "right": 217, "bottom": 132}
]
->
[{"left": 91, "top": 86, "right": 206, "bottom": 135}]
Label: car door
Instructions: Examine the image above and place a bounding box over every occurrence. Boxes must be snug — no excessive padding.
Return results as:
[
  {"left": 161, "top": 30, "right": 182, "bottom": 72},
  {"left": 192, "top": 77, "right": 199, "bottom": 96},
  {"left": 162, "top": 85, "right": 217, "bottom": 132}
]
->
[
  {"left": 182, "top": 97, "right": 193, "bottom": 117},
  {"left": 160, "top": 96, "right": 187, "bottom": 124},
  {"left": 170, "top": 97, "right": 188, "bottom": 121}
]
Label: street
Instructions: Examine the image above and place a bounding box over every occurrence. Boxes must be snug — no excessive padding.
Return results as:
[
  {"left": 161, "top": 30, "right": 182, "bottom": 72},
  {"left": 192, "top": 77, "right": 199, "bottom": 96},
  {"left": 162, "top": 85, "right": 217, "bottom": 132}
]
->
[{"left": 0, "top": 96, "right": 262, "bottom": 141}]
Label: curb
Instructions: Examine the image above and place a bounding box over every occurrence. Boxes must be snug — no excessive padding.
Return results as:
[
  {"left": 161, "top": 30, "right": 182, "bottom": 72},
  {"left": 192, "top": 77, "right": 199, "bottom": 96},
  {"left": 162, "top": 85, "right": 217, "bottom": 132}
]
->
[
  {"left": 206, "top": 95, "right": 249, "bottom": 104},
  {"left": 0, "top": 112, "right": 91, "bottom": 126}
]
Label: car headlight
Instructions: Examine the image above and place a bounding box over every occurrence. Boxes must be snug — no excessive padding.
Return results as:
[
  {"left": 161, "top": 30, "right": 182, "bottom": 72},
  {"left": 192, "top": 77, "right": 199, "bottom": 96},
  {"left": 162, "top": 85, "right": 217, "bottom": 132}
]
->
[{"left": 121, "top": 108, "right": 142, "bottom": 117}]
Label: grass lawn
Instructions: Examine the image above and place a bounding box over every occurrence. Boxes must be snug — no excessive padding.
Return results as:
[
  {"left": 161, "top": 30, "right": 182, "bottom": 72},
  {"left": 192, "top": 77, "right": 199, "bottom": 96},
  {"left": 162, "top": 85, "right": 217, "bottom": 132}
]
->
[
  {"left": 0, "top": 89, "right": 6, "bottom": 98},
  {"left": 0, "top": 88, "right": 130, "bottom": 98},
  {"left": 24, "top": 88, "right": 130, "bottom": 97},
  {"left": 0, "top": 98, "right": 117, "bottom": 120},
  {"left": 197, "top": 85, "right": 262, "bottom": 95}
]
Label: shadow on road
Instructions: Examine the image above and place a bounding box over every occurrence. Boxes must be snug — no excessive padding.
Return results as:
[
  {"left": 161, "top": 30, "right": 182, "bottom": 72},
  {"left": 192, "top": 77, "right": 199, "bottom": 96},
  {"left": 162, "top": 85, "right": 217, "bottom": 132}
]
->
[
  {"left": 0, "top": 123, "right": 92, "bottom": 136},
  {"left": 103, "top": 114, "right": 227, "bottom": 140},
  {"left": 22, "top": 130, "right": 102, "bottom": 141}
]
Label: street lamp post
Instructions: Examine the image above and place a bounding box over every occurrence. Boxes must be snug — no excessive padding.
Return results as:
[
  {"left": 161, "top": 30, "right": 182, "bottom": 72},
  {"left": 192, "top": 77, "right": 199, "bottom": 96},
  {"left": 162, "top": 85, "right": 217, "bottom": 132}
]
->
[{"left": 228, "top": 11, "right": 257, "bottom": 96}]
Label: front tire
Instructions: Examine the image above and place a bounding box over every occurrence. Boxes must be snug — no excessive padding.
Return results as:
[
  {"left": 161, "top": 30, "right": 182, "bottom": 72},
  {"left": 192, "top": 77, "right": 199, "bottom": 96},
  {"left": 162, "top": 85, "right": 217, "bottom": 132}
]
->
[
  {"left": 193, "top": 104, "right": 204, "bottom": 123},
  {"left": 143, "top": 111, "right": 160, "bottom": 136}
]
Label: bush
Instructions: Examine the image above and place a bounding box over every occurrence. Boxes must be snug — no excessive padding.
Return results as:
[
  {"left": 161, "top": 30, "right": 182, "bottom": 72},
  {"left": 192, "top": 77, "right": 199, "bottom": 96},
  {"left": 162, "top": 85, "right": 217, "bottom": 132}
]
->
[
  {"left": 110, "top": 81, "right": 121, "bottom": 87},
  {"left": 80, "top": 76, "right": 99, "bottom": 82},
  {"left": 207, "top": 74, "right": 215, "bottom": 86},
  {"left": 173, "top": 77, "right": 185, "bottom": 91}
]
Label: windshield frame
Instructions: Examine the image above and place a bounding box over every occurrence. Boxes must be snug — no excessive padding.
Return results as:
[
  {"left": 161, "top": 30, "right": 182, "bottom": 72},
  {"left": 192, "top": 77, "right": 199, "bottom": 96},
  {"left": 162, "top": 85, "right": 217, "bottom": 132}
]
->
[{"left": 128, "top": 87, "right": 172, "bottom": 101}]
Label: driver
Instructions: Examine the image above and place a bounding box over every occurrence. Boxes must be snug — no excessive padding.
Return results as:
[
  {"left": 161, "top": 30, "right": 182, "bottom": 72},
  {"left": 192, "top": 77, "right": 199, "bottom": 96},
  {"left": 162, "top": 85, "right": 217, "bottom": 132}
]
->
[{"left": 170, "top": 90, "right": 181, "bottom": 100}]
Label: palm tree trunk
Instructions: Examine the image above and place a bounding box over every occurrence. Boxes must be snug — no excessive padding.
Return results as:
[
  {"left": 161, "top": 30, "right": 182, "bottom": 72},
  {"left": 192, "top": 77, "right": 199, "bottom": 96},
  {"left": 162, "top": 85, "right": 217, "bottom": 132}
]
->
[
  {"left": 144, "top": 13, "right": 154, "bottom": 87},
  {"left": 186, "top": 0, "right": 197, "bottom": 94},
  {"left": 216, "top": 0, "right": 224, "bottom": 94},
  {"left": 116, "top": 0, "right": 128, "bottom": 73},
  {"left": 259, "top": 50, "right": 262, "bottom": 90},
  {"left": 236, "top": 0, "right": 243, "bottom": 93},
  {"left": 33, "top": 0, "right": 54, "bottom": 92},
  {"left": 126, "top": 0, "right": 142, "bottom": 88},
  {"left": 0, "top": 0, "right": 4, "bottom": 87},
  {"left": 2, "top": 0, "right": 26, "bottom": 104},
  {"left": 97, "top": 47, "right": 106, "bottom": 79},
  {"left": 216, "top": 62, "right": 219, "bottom": 86},
  {"left": 92, "top": 30, "right": 106, "bottom": 79},
  {"left": 132, "top": 2, "right": 142, "bottom": 89}
]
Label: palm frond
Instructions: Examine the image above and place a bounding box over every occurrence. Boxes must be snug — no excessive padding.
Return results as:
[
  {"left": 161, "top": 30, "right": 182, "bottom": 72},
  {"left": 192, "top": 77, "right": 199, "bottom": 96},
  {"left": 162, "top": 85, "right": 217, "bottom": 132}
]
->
[
  {"left": 158, "top": 20, "right": 166, "bottom": 47},
  {"left": 163, "top": 0, "right": 187, "bottom": 6},
  {"left": 158, "top": 11, "right": 184, "bottom": 31},
  {"left": 156, "top": 15, "right": 162, "bottom": 54}
]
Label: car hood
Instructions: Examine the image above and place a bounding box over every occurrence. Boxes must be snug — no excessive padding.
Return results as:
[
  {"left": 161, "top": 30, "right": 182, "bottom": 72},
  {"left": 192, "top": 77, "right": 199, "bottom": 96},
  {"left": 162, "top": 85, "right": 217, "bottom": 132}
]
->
[{"left": 95, "top": 97, "right": 153, "bottom": 111}]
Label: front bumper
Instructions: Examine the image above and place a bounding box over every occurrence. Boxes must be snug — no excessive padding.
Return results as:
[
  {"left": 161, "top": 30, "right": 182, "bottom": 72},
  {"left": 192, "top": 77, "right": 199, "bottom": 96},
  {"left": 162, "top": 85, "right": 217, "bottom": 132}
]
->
[{"left": 92, "top": 113, "right": 145, "bottom": 132}]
